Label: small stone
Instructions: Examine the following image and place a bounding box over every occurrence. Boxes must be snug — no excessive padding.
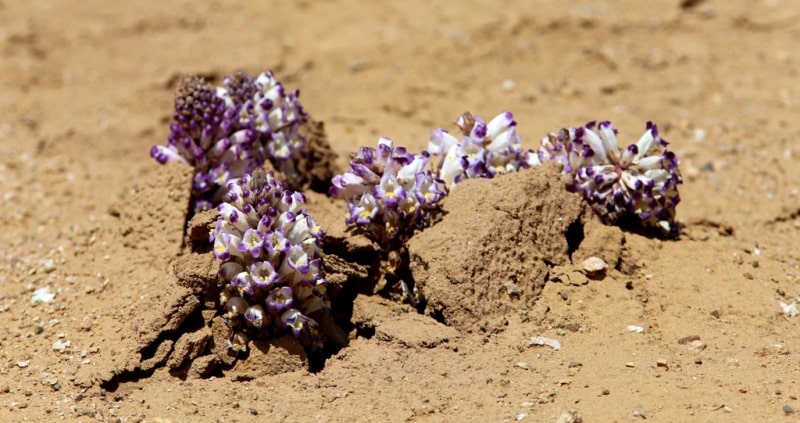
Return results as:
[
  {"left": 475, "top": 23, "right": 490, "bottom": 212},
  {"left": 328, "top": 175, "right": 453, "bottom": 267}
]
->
[
  {"left": 689, "top": 340, "right": 707, "bottom": 352},
  {"left": 581, "top": 257, "right": 608, "bottom": 275},
  {"left": 504, "top": 282, "right": 521, "bottom": 298},
  {"left": 248, "top": 408, "right": 258, "bottom": 415},
  {"left": 694, "top": 357, "right": 703, "bottom": 365},
  {"left": 677, "top": 335, "right": 701, "bottom": 345},
  {"left": 555, "top": 410, "right": 583, "bottom": 423},
  {"left": 80, "top": 317, "right": 93, "bottom": 330},
  {"left": 783, "top": 405, "right": 794, "bottom": 415},
  {"left": 710, "top": 309, "right": 720, "bottom": 318},
  {"left": 17, "top": 360, "right": 30, "bottom": 368},
  {"left": 568, "top": 361, "right": 583, "bottom": 368},
  {"left": 625, "top": 362, "right": 635, "bottom": 368},
  {"left": 656, "top": 358, "right": 668, "bottom": 368},
  {"left": 632, "top": 410, "right": 646, "bottom": 418},
  {"left": 515, "top": 362, "right": 530, "bottom": 370},
  {"left": 502, "top": 79, "right": 516, "bottom": 92},
  {"left": 52, "top": 340, "right": 71, "bottom": 352},
  {"left": 31, "top": 287, "right": 55, "bottom": 304},
  {"left": 42, "top": 259, "right": 56, "bottom": 273},
  {"left": 601, "top": 389, "right": 610, "bottom": 395}
]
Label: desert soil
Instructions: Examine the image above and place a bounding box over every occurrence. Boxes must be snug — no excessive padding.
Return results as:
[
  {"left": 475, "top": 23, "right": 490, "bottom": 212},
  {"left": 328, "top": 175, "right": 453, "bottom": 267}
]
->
[{"left": 2, "top": 1, "right": 800, "bottom": 422}]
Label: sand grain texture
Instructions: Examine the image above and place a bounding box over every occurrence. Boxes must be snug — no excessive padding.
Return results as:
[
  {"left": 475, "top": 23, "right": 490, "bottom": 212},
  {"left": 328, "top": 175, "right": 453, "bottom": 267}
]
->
[{"left": 1, "top": 1, "right": 799, "bottom": 421}]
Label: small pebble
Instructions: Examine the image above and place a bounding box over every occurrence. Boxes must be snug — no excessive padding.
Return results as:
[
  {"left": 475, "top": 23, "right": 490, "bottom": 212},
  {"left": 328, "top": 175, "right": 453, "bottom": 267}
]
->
[
  {"left": 568, "top": 361, "right": 583, "bottom": 368},
  {"left": 31, "top": 287, "right": 55, "bottom": 304},
  {"left": 17, "top": 360, "right": 30, "bottom": 368},
  {"left": 515, "top": 362, "right": 530, "bottom": 370},
  {"left": 780, "top": 302, "right": 799, "bottom": 317},
  {"left": 784, "top": 405, "right": 794, "bottom": 415},
  {"left": 529, "top": 336, "right": 561, "bottom": 351},
  {"left": 677, "top": 335, "right": 701, "bottom": 345},
  {"left": 581, "top": 257, "right": 608, "bottom": 274},
  {"left": 689, "top": 340, "right": 707, "bottom": 352},
  {"left": 694, "top": 357, "right": 703, "bottom": 365},
  {"left": 601, "top": 389, "right": 610, "bottom": 396},
  {"left": 52, "top": 340, "right": 71, "bottom": 352},
  {"left": 42, "top": 259, "right": 56, "bottom": 273},
  {"left": 632, "top": 410, "right": 646, "bottom": 418},
  {"left": 248, "top": 408, "right": 258, "bottom": 415},
  {"left": 502, "top": 79, "right": 516, "bottom": 92},
  {"left": 656, "top": 358, "right": 668, "bottom": 368},
  {"left": 627, "top": 325, "right": 644, "bottom": 333},
  {"left": 625, "top": 362, "right": 635, "bottom": 368}
]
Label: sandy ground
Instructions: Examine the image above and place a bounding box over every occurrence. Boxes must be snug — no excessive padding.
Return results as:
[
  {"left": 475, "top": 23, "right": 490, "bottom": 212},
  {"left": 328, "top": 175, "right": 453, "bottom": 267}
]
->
[{"left": 2, "top": 0, "right": 800, "bottom": 421}]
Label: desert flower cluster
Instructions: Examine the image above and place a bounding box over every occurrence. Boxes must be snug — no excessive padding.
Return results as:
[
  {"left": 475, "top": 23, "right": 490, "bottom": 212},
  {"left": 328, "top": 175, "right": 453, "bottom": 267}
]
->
[
  {"left": 151, "top": 69, "right": 683, "bottom": 356},
  {"left": 150, "top": 71, "right": 309, "bottom": 212},
  {"left": 211, "top": 169, "right": 329, "bottom": 351}
]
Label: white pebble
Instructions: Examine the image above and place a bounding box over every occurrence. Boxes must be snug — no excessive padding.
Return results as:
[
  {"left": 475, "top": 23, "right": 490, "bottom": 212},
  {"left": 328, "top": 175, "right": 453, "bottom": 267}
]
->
[
  {"left": 529, "top": 336, "right": 561, "bottom": 351},
  {"left": 52, "top": 340, "right": 71, "bottom": 352},
  {"left": 780, "top": 301, "right": 798, "bottom": 317},
  {"left": 581, "top": 257, "right": 607, "bottom": 274},
  {"left": 502, "top": 79, "right": 516, "bottom": 92},
  {"left": 16, "top": 360, "right": 29, "bottom": 368},
  {"left": 627, "top": 325, "right": 644, "bottom": 333},
  {"left": 31, "top": 287, "right": 55, "bottom": 304},
  {"left": 41, "top": 259, "right": 56, "bottom": 273}
]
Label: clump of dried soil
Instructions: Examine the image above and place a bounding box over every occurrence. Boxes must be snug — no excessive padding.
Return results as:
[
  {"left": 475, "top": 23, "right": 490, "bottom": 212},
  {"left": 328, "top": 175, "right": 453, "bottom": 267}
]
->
[{"left": 409, "top": 163, "right": 587, "bottom": 331}]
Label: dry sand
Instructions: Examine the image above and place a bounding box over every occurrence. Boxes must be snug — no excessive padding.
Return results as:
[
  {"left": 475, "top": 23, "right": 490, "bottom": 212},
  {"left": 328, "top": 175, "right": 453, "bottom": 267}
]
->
[{"left": 2, "top": 1, "right": 800, "bottom": 421}]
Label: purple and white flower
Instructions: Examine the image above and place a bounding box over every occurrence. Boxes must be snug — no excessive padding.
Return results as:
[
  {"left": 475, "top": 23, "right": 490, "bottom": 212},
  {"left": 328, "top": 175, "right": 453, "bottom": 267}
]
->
[
  {"left": 534, "top": 121, "right": 682, "bottom": 234},
  {"left": 150, "top": 71, "right": 309, "bottom": 211},
  {"left": 330, "top": 137, "right": 447, "bottom": 248},
  {"left": 428, "top": 111, "right": 537, "bottom": 190},
  {"left": 211, "top": 169, "right": 328, "bottom": 350}
]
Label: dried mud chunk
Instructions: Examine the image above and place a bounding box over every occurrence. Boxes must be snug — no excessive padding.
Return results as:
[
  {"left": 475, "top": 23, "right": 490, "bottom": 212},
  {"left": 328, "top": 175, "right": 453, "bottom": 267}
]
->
[
  {"left": 187, "top": 355, "right": 219, "bottom": 379},
  {"left": 375, "top": 313, "right": 459, "bottom": 348},
  {"left": 140, "top": 340, "right": 174, "bottom": 372},
  {"left": 410, "top": 164, "right": 585, "bottom": 330},
  {"left": 109, "top": 163, "right": 192, "bottom": 252},
  {"left": 572, "top": 216, "right": 624, "bottom": 269},
  {"left": 132, "top": 286, "right": 198, "bottom": 347},
  {"left": 186, "top": 208, "right": 217, "bottom": 245},
  {"left": 210, "top": 316, "right": 237, "bottom": 366},
  {"left": 228, "top": 337, "right": 307, "bottom": 380},
  {"left": 173, "top": 251, "right": 218, "bottom": 294},
  {"left": 299, "top": 117, "right": 340, "bottom": 193},
  {"left": 618, "top": 232, "right": 660, "bottom": 275},
  {"left": 322, "top": 251, "right": 372, "bottom": 294},
  {"left": 351, "top": 295, "right": 410, "bottom": 330},
  {"left": 166, "top": 327, "right": 212, "bottom": 369}
]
